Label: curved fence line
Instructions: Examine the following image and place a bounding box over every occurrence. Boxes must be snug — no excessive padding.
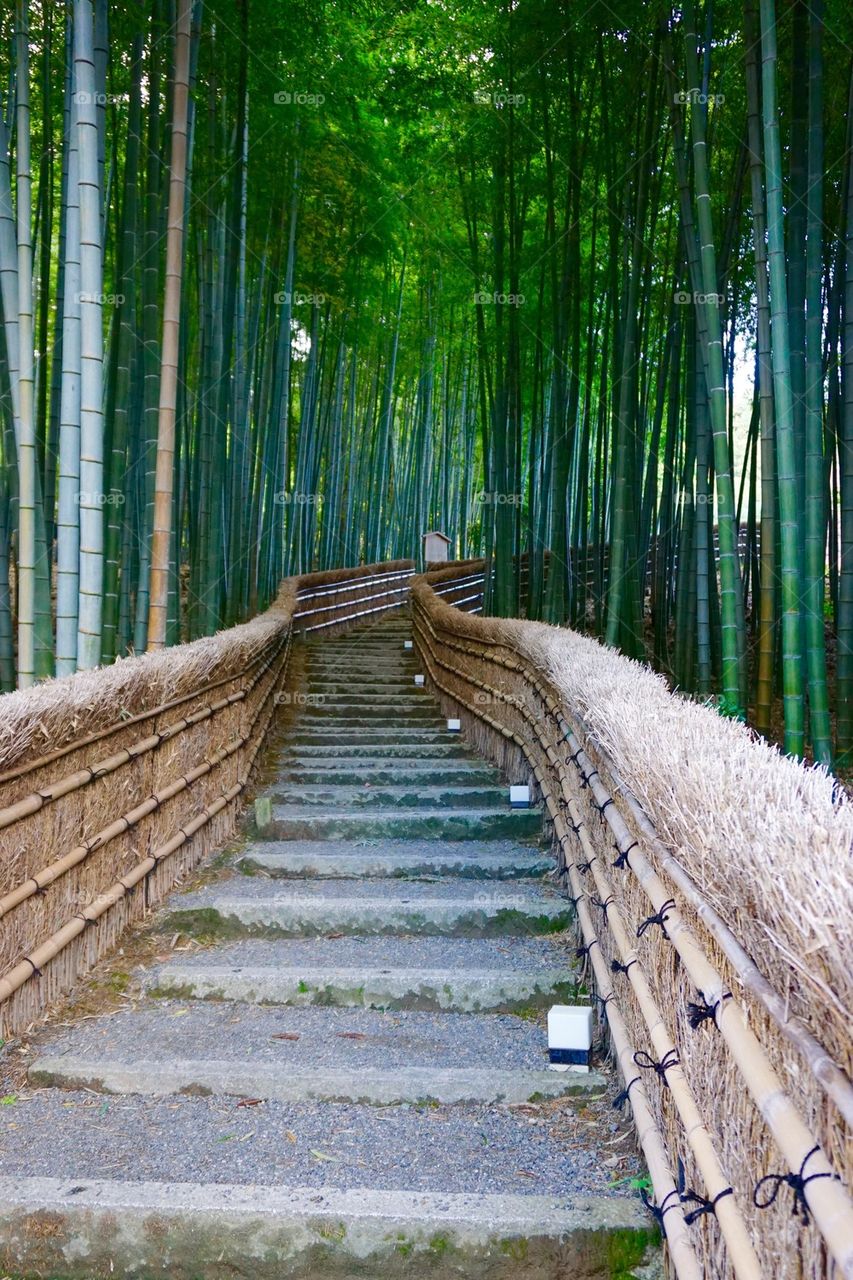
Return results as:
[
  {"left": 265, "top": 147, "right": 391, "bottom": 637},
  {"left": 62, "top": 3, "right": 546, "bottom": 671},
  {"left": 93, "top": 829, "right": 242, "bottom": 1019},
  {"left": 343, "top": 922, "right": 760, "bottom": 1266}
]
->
[
  {"left": 411, "top": 567, "right": 852, "bottom": 1280},
  {"left": 0, "top": 560, "right": 413, "bottom": 1036}
]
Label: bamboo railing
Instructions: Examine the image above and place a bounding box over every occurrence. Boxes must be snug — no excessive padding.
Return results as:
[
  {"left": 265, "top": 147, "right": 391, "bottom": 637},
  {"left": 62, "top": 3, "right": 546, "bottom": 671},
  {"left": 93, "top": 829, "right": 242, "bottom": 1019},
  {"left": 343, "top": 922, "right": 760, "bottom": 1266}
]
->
[
  {"left": 0, "top": 560, "right": 413, "bottom": 1037},
  {"left": 411, "top": 566, "right": 853, "bottom": 1280}
]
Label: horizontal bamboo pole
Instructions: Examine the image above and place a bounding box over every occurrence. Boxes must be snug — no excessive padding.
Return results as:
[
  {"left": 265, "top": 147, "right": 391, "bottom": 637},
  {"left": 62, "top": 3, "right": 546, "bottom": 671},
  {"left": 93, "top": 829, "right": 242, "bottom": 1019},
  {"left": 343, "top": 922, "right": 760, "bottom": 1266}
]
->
[
  {"left": 589, "top": 741, "right": 853, "bottom": 1127},
  {"left": 0, "top": 645, "right": 271, "bottom": 789},
  {"left": 0, "top": 636, "right": 289, "bottom": 921},
  {"left": 0, "top": 629, "right": 287, "bottom": 1008},
  {"left": 412, "top": 604, "right": 760, "bottom": 1279},
  {"left": 411, "top": 594, "right": 853, "bottom": 1278},
  {"left": 411, "top": 607, "right": 702, "bottom": 1280},
  {"left": 419, "top": 598, "right": 852, "bottom": 1120},
  {"left": 0, "top": 689, "right": 245, "bottom": 832}
]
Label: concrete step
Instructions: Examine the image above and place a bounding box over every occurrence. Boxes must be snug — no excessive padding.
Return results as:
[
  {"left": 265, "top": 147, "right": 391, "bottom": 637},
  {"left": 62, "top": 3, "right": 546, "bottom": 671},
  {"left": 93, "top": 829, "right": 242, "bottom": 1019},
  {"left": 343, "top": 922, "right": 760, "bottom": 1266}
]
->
[
  {"left": 279, "top": 742, "right": 474, "bottom": 760},
  {"left": 296, "top": 710, "right": 446, "bottom": 725},
  {"left": 25, "top": 1004, "right": 595, "bottom": 1102},
  {"left": 31, "top": 1003, "right": 596, "bottom": 1105},
  {"left": 239, "top": 840, "right": 550, "bottom": 879},
  {"left": 274, "top": 763, "right": 500, "bottom": 786},
  {"left": 0, "top": 1178, "right": 657, "bottom": 1279},
  {"left": 290, "top": 730, "right": 460, "bottom": 747},
  {"left": 30, "top": 1057, "right": 601, "bottom": 1106},
  {"left": 264, "top": 784, "right": 510, "bottom": 810},
  {"left": 305, "top": 680, "right": 425, "bottom": 693},
  {"left": 255, "top": 805, "right": 542, "bottom": 842},
  {"left": 146, "top": 936, "right": 579, "bottom": 1010},
  {"left": 162, "top": 877, "right": 569, "bottom": 939},
  {"left": 299, "top": 694, "right": 434, "bottom": 707}
]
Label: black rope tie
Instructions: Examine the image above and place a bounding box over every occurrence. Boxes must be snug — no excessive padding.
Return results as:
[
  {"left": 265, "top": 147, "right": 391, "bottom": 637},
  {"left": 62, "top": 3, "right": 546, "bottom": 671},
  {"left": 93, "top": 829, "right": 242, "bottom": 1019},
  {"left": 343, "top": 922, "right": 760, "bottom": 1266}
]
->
[
  {"left": 597, "top": 992, "right": 615, "bottom": 1010},
  {"left": 612, "top": 840, "right": 638, "bottom": 869},
  {"left": 591, "top": 894, "right": 614, "bottom": 917},
  {"left": 568, "top": 818, "right": 584, "bottom": 836},
  {"left": 641, "top": 1186, "right": 682, "bottom": 1226},
  {"left": 23, "top": 957, "right": 42, "bottom": 978},
  {"left": 683, "top": 1186, "right": 734, "bottom": 1225},
  {"left": 595, "top": 797, "right": 614, "bottom": 820},
  {"left": 565, "top": 892, "right": 586, "bottom": 909},
  {"left": 676, "top": 1158, "right": 734, "bottom": 1223},
  {"left": 753, "top": 1145, "right": 838, "bottom": 1226},
  {"left": 575, "top": 939, "right": 599, "bottom": 960},
  {"left": 637, "top": 898, "right": 676, "bottom": 940},
  {"left": 687, "top": 992, "right": 732, "bottom": 1030},
  {"left": 28, "top": 877, "right": 47, "bottom": 898},
  {"left": 568, "top": 748, "right": 583, "bottom": 766},
  {"left": 611, "top": 957, "right": 637, "bottom": 977},
  {"left": 579, "top": 768, "right": 599, "bottom": 790},
  {"left": 576, "top": 858, "right": 593, "bottom": 874},
  {"left": 72, "top": 913, "right": 99, "bottom": 929},
  {"left": 612, "top": 1075, "right": 641, "bottom": 1111},
  {"left": 633, "top": 1047, "right": 679, "bottom": 1085}
]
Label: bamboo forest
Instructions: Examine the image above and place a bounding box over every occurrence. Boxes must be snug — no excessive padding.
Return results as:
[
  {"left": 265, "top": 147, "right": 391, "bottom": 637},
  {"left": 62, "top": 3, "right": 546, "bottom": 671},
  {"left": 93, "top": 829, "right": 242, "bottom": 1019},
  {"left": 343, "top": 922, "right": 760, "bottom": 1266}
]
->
[{"left": 0, "top": 0, "right": 852, "bottom": 770}]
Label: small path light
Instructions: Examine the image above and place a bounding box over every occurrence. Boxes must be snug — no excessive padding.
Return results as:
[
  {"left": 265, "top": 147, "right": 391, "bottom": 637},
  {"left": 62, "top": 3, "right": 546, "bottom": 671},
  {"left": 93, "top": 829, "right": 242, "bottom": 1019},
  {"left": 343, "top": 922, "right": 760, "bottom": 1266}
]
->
[
  {"left": 403, "top": 640, "right": 413, "bottom": 650},
  {"left": 447, "top": 718, "right": 461, "bottom": 732},
  {"left": 548, "top": 1005, "right": 593, "bottom": 1071},
  {"left": 414, "top": 674, "right": 425, "bottom": 686},
  {"left": 509, "top": 785, "right": 530, "bottom": 808}
]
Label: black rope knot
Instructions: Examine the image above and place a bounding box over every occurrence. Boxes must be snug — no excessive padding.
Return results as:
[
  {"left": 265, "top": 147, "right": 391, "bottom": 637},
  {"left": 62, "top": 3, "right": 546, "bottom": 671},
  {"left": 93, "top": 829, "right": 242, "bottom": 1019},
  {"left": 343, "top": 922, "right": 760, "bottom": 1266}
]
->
[
  {"left": 576, "top": 858, "right": 593, "bottom": 873},
  {"left": 641, "top": 1186, "right": 681, "bottom": 1225},
  {"left": 612, "top": 1075, "right": 640, "bottom": 1110},
  {"left": 612, "top": 840, "right": 638, "bottom": 869},
  {"left": 611, "top": 957, "right": 637, "bottom": 977},
  {"left": 575, "top": 939, "right": 599, "bottom": 960},
  {"left": 753, "top": 1145, "right": 837, "bottom": 1225},
  {"left": 633, "top": 1047, "right": 679, "bottom": 1085},
  {"left": 591, "top": 894, "right": 614, "bottom": 916},
  {"left": 686, "top": 992, "right": 731, "bottom": 1029},
  {"left": 676, "top": 1158, "right": 734, "bottom": 1223},
  {"left": 637, "top": 898, "right": 676, "bottom": 940},
  {"left": 596, "top": 797, "right": 614, "bottom": 819}
]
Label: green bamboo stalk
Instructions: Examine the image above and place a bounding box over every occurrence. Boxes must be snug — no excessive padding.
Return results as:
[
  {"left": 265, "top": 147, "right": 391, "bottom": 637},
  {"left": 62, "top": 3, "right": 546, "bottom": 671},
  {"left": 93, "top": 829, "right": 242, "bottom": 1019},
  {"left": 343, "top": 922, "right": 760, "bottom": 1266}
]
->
[
  {"left": 802, "top": 0, "right": 832, "bottom": 765},
  {"left": 759, "top": 0, "right": 806, "bottom": 756}
]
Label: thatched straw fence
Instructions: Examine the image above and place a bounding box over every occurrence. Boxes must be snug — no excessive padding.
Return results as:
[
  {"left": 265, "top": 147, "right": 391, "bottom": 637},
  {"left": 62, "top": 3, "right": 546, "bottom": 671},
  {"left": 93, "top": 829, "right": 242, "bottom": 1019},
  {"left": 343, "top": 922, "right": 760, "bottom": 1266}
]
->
[
  {"left": 412, "top": 564, "right": 852, "bottom": 1280},
  {"left": 0, "top": 560, "right": 413, "bottom": 1038}
]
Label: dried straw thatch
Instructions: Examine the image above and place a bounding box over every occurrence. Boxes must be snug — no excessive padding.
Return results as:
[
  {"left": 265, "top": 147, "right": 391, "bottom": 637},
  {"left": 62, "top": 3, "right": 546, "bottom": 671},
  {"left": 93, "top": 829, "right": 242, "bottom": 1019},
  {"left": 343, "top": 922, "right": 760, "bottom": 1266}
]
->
[
  {"left": 412, "top": 569, "right": 853, "bottom": 1280},
  {"left": 0, "top": 565, "right": 406, "bottom": 1038}
]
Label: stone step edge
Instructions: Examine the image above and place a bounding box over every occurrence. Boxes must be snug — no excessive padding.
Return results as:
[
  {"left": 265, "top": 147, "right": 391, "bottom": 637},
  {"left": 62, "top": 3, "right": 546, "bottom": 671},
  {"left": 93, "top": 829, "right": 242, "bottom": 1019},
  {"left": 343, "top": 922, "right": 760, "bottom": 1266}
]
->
[
  {"left": 0, "top": 1175, "right": 653, "bottom": 1242},
  {"left": 29, "top": 1057, "right": 606, "bottom": 1105},
  {"left": 146, "top": 964, "right": 576, "bottom": 1011}
]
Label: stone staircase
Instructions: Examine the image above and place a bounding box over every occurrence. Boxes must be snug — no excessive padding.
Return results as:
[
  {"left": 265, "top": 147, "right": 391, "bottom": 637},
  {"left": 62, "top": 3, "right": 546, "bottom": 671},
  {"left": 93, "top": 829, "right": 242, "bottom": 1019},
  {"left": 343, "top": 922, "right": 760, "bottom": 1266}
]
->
[{"left": 0, "top": 613, "right": 659, "bottom": 1279}]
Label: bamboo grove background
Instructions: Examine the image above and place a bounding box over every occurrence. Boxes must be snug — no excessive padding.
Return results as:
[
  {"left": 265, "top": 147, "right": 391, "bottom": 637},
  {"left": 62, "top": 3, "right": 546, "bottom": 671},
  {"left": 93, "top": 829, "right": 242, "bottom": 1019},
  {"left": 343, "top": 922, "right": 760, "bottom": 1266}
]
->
[{"left": 0, "top": 0, "right": 851, "bottom": 767}]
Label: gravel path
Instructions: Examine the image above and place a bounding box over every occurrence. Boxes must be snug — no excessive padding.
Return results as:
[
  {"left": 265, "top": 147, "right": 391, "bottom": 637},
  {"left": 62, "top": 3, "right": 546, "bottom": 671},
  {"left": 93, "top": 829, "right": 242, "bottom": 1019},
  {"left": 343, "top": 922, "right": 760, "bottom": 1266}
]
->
[
  {"left": 30, "top": 1004, "right": 558, "bottom": 1071},
  {"left": 0, "top": 1092, "right": 634, "bottom": 1196}
]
